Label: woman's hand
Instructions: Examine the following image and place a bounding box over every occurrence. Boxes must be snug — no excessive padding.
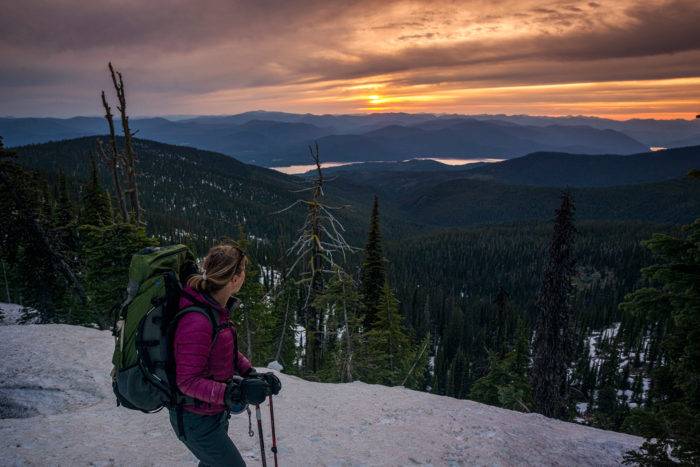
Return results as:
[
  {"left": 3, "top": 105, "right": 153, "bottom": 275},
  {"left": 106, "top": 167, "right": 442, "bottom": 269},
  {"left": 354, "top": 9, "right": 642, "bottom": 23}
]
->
[
  {"left": 260, "top": 372, "right": 281, "bottom": 395},
  {"left": 225, "top": 376, "right": 270, "bottom": 406},
  {"left": 245, "top": 369, "right": 282, "bottom": 395}
]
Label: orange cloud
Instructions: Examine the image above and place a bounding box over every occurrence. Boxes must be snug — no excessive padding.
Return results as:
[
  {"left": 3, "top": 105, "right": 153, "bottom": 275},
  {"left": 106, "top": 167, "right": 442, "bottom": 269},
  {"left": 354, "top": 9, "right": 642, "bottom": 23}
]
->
[{"left": 1, "top": 0, "right": 699, "bottom": 119}]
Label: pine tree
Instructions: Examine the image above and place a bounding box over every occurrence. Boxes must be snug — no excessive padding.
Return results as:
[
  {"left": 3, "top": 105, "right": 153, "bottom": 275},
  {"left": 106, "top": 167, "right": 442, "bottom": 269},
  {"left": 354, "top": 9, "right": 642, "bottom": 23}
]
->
[
  {"left": 0, "top": 138, "right": 27, "bottom": 298},
  {"left": 356, "top": 279, "right": 413, "bottom": 385},
  {"left": 80, "top": 155, "right": 112, "bottom": 226},
  {"left": 593, "top": 336, "right": 625, "bottom": 429},
  {"left": 415, "top": 293, "right": 431, "bottom": 340},
  {"left": 432, "top": 298, "right": 464, "bottom": 395},
  {"left": 54, "top": 171, "right": 75, "bottom": 229},
  {"left": 1, "top": 139, "right": 86, "bottom": 321},
  {"left": 402, "top": 332, "right": 432, "bottom": 390},
  {"left": 620, "top": 218, "right": 700, "bottom": 465},
  {"left": 446, "top": 348, "right": 469, "bottom": 398},
  {"left": 494, "top": 287, "right": 512, "bottom": 357},
  {"left": 270, "top": 278, "right": 302, "bottom": 374},
  {"left": 311, "top": 265, "right": 365, "bottom": 382},
  {"left": 226, "top": 227, "right": 270, "bottom": 366},
  {"left": 531, "top": 191, "right": 577, "bottom": 419},
  {"left": 79, "top": 223, "right": 158, "bottom": 327},
  {"left": 360, "top": 194, "right": 387, "bottom": 329},
  {"left": 470, "top": 317, "right": 532, "bottom": 411}
]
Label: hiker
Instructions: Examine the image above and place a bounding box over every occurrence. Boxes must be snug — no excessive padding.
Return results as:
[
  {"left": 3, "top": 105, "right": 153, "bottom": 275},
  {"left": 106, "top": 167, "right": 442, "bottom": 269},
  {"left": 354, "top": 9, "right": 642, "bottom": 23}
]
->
[{"left": 169, "top": 243, "right": 282, "bottom": 466}]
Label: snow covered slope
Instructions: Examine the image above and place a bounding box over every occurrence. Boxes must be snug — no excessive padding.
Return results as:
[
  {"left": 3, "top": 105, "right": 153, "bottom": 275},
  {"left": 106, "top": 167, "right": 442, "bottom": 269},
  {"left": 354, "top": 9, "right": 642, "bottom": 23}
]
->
[{"left": 0, "top": 324, "right": 641, "bottom": 466}]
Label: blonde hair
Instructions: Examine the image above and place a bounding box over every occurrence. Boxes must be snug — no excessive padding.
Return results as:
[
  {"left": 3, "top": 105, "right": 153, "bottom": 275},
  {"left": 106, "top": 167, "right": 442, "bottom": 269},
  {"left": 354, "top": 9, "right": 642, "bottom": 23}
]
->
[{"left": 187, "top": 242, "right": 247, "bottom": 293}]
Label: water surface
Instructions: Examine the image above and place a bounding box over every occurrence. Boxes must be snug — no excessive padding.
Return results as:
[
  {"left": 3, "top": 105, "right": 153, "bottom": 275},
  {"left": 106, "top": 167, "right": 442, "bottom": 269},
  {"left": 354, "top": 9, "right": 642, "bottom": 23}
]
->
[{"left": 270, "top": 157, "right": 503, "bottom": 174}]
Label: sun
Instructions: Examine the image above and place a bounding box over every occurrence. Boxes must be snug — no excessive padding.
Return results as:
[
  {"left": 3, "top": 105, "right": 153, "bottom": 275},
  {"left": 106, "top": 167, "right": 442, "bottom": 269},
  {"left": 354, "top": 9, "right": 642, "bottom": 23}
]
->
[{"left": 368, "top": 95, "right": 388, "bottom": 105}]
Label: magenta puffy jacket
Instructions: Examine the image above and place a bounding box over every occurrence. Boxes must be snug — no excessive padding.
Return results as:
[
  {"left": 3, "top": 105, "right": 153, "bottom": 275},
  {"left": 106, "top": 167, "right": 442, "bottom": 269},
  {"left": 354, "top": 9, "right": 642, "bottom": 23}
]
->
[{"left": 173, "top": 285, "right": 252, "bottom": 415}]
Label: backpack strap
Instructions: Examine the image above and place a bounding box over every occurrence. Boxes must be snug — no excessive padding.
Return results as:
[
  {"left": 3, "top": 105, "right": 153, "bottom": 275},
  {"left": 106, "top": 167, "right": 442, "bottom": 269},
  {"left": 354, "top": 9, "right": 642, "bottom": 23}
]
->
[
  {"left": 178, "top": 288, "right": 240, "bottom": 376},
  {"left": 168, "top": 304, "right": 220, "bottom": 408},
  {"left": 169, "top": 293, "right": 242, "bottom": 407},
  {"left": 172, "top": 305, "right": 220, "bottom": 333}
]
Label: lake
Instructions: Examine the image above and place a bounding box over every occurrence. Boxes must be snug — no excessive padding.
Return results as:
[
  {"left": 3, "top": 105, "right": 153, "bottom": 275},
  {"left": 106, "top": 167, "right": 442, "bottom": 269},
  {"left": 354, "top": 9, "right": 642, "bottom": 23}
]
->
[{"left": 269, "top": 157, "right": 504, "bottom": 175}]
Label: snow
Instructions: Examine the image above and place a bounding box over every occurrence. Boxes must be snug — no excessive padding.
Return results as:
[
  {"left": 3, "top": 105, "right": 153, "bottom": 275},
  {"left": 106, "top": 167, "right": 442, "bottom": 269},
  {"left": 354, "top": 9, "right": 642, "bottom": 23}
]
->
[
  {"left": 587, "top": 322, "right": 621, "bottom": 362},
  {"left": 0, "top": 324, "right": 642, "bottom": 466},
  {"left": 259, "top": 265, "right": 282, "bottom": 289},
  {"left": 0, "top": 302, "right": 39, "bottom": 325},
  {"left": 248, "top": 234, "right": 270, "bottom": 244},
  {"left": 294, "top": 324, "right": 306, "bottom": 367},
  {"left": 267, "top": 360, "right": 284, "bottom": 372},
  {"left": 580, "top": 321, "right": 653, "bottom": 409}
]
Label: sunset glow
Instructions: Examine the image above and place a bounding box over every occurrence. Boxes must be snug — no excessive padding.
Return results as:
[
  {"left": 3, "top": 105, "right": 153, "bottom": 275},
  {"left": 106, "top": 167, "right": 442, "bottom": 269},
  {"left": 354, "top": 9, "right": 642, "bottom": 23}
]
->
[{"left": 1, "top": 0, "right": 699, "bottom": 119}]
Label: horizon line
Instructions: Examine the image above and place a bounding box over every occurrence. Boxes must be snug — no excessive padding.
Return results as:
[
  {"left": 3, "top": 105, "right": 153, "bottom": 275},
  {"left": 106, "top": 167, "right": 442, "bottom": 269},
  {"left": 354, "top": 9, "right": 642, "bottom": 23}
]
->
[{"left": 2, "top": 110, "right": 699, "bottom": 123}]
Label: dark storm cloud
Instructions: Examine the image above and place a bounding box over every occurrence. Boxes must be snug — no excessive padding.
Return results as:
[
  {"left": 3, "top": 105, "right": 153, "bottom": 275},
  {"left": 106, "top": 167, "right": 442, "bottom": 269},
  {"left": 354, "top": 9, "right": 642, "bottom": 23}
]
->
[{"left": 0, "top": 0, "right": 350, "bottom": 51}]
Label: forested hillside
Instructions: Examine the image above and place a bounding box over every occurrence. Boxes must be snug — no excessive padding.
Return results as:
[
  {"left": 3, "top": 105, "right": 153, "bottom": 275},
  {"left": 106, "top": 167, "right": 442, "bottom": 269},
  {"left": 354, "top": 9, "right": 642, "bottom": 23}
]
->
[
  {"left": 323, "top": 168, "right": 700, "bottom": 227},
  {"left": 319, "top": 145, "right": 700, "bottom": 188},
  {"left": 463, "top": 146, "right": 700, "bottom": 187},
  {"left": 12, "top": 137, "right": 426, "bottom": 254}
]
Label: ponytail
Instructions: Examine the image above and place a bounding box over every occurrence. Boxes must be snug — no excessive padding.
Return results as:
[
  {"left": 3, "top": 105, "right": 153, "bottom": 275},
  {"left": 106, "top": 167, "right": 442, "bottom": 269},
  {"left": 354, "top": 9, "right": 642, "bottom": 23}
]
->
[{"left": 186, "top": 243, "right": 247, "bottom": 293}]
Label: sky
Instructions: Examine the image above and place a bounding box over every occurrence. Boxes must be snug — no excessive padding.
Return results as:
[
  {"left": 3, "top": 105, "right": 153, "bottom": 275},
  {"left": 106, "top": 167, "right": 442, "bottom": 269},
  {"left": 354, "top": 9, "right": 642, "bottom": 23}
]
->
[{"left": 2, "top": 0, "right": 699, "bottom": 119}]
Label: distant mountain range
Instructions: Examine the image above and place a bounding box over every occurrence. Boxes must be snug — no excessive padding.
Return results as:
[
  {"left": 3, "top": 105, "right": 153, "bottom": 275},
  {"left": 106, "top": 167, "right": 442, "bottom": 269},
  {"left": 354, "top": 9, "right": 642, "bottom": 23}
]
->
[
  {"left": 5, "top": 111, "right": 697, "bottom": 166},
  {"left": 468, "top": 114, "right": 700, "bottom": 148}
]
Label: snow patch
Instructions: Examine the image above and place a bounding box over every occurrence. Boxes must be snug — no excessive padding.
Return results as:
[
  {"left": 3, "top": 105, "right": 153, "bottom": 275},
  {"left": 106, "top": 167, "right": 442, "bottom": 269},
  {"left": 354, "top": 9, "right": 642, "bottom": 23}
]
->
[
  {"left": 267, "top": 360, "right": 284, "bottom": 372},
  {"left": 0, "top": 303, "right": 39, "bottom": 325}
]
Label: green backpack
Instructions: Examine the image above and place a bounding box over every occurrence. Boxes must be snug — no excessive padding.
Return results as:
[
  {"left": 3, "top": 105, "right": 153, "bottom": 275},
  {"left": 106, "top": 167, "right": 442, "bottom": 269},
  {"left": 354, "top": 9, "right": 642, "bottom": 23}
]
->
[{"left": 110, "top": 244, "right": 221, "bottom": 413}]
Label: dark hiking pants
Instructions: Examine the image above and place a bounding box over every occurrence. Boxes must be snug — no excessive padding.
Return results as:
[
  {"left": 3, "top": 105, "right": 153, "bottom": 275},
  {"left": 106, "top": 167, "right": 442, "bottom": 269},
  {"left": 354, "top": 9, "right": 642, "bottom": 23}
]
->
[{"left": 169, "top": 408, "right": 246, "bottom": 467}]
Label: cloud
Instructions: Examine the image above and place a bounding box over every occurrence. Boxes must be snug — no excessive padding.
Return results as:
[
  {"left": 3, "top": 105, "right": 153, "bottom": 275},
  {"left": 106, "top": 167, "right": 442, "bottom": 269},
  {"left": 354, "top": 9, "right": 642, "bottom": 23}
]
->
[{"left": 0, "top": 0, "right": 698, "bottom": 117}]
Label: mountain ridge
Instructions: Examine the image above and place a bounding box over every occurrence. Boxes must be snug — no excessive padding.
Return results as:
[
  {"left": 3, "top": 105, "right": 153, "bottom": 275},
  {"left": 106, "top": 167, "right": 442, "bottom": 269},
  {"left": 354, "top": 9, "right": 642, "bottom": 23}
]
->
[
  {"left": 314, "top": 145, "right": 700, "bottom": 188},
  {"left": 13, "top": 137, "right": 700, "bottom": 239},
  {"left": 1, "top": 113, "right": 658, "bottom": 165}
]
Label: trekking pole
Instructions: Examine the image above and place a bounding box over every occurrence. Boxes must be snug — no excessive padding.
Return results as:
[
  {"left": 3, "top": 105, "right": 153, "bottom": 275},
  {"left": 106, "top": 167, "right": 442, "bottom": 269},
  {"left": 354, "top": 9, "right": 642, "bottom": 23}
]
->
[
  {"left": 255, "top": 404, "right": 267, "bottom": 467},
  {"left": 268, "top": 395, "right": 278, "bottom": 467}
]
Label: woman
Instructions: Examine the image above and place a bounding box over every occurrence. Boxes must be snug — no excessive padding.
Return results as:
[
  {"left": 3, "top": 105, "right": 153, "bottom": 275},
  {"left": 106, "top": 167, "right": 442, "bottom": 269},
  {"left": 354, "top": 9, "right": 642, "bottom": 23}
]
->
[{"left": 170, "top": 242, "right": 282, "bottom": 467}]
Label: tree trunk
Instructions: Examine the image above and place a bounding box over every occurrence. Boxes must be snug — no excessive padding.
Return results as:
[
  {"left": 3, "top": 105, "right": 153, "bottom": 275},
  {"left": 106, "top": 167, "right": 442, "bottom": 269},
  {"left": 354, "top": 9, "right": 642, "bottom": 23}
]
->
[
  {"left": 99, "top": 91, "right": 128, "bottom": 222},
  {"left": 1, "top": 259, "right": 11, "bottom": 303},
  {"left": 340, "top": 276, "right": 353, "bottom": 382},
  {"left": 109, "top": 62, "right": 143, "bottom": 225}
]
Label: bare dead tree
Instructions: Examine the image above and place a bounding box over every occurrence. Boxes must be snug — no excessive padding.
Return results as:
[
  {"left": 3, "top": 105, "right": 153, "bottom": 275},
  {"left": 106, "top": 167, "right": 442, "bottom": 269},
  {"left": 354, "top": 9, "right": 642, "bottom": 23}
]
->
[
  {"left": 98, "top": 91, "right": 128, "bottom": 222},
  {"left": 271, "top": 143, "right": 360, "bottom": 373},
  {"left": 401, "top": 337, "right": 430, "bottom": 386},
  {"left": 108, "top": 62, "right": 144, "bottom": 225}
]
